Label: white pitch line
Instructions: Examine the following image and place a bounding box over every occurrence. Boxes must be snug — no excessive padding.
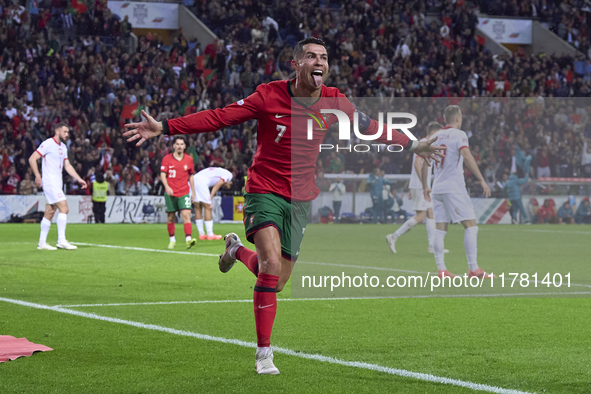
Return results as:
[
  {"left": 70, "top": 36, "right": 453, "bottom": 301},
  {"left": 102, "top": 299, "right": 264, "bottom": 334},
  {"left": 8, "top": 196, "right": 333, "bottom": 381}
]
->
[
  {"left": 0, "top": 296, "right": 533, "bottom": 394},
  {"left": 480, "top": 228, "right": 591, "bottom": 235},
  {"left": 71, "top": 242, "right": 591, "bottom": 289},
  {"left": 522, "top": 229, "right": 591, "bottom": 235},
  {"left": 299, "top": 260, "right": 425, "bottom": 274},
  {"left": 72, "top": 242, "right": 218, "bottom": 257},
  {"left": 54, "top": 291, "right": 591, "bottom": 308}
]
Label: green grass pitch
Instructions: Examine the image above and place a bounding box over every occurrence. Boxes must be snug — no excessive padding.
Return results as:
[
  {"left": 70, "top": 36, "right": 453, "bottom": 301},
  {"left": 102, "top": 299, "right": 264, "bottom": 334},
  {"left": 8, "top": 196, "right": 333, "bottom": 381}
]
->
[{"left": 0, "top": 223, "right": 590, "bottom": 393}]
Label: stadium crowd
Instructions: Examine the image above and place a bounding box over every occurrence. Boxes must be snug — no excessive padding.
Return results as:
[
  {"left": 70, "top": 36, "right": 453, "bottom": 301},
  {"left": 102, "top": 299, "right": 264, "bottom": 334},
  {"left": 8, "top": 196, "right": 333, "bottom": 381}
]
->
[{"left": 1, "top": 0, "right": 591, "bottom": 202}]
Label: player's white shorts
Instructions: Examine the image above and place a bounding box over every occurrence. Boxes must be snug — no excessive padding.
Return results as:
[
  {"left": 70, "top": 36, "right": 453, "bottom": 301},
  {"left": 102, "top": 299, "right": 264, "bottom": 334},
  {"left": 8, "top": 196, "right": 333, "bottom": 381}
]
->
[
  {"left": 43, "top": 184, "right": 66, "bottom": 205},
  {"left": 432, "top": 192, "right": 476, "bottom": 223},
  {"left": 411, "top": 188, "right": 432, "bottom": 211},
  {"left": 191, "top": 178, "right": 211, "bottom": 204}
]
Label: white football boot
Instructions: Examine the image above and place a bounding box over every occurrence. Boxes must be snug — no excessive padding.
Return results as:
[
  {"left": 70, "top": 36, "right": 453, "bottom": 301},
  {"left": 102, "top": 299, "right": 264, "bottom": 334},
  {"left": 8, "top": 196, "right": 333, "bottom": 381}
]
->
[
  {"left": 56, "top": 240, "right": 77, "bottom": 250},
  {"left": 37, "top": 243, "right": 57, "bottom": 250},
  {"left": 386, "top": 233, "right": 398, "bottom": 253},
  {"left": 255, "top": 347, "right": 280, "bottom": 375}
]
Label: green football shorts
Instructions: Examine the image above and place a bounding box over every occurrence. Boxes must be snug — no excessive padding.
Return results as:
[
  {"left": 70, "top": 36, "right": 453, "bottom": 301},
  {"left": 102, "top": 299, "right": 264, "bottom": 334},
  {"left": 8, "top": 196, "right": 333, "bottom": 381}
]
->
[
  {"left": 165, "top": 193, "right": 192, "bottom": 212},
  {"left": 243, "top": 192, "right": 310, "bottom": 262}
]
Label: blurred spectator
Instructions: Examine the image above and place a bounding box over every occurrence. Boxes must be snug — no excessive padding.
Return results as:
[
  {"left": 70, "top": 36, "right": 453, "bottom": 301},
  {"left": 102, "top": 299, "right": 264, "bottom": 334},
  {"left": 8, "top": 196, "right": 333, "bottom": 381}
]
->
[
  {"left": 92, "top": 172, "right": 108, "bottom": 223},
  {"left": 557, "top": 201, "right": 575, "bottom": 224},
  {"left": 575, "top": 197, "right": 591, "bottom": 224},
  {"left": 329, "top": 176, "right": 345, "bottom": 223},
  {"left": 19, "top": 172, "right": 37, "bottom": 195},
  {"left": 583, "top": 136, "right": 591, "bottom": 177},
  {"left": 503, "top": 170, "right": 530, "bottom": 224},
  {"left": 1, "top": 165, "right": 20, "bottom": 194},
  {"left": 385, "top": 186, "right": 407, "bottom": 222},
  {"left": 3, "top": 0, "right": 591, "bottom": 204},
  {"left": 533, "top": 199, "right": 558, "bottom": 224}
]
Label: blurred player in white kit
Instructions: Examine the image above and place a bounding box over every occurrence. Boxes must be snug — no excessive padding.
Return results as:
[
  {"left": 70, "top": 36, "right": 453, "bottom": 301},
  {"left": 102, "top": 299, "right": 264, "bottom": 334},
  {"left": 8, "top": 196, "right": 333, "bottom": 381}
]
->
[
  {"left": 29, "top": 123, "right": 87, "bottom": 250},
  {"left": 191, "top": 166, "right": 234, "bottom": 240},
  {"left": 423, "top": 106, "right": 495, "bottom": 279},
  {"left": 386, "top": 121, "right": 449, "bottom": 255}
]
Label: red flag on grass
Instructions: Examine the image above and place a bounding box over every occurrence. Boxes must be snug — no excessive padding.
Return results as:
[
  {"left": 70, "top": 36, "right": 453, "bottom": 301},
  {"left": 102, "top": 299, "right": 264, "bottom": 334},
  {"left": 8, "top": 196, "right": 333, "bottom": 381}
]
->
[{"left": 0, "top": 336, "right": 53, "bottom": 362}]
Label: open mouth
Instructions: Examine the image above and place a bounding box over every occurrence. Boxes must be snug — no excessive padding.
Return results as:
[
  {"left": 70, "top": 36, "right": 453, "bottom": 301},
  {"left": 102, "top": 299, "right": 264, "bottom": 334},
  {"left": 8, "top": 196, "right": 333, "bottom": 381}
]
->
[{"left": 311, "top": 70, "right": 324, "bottom": 87}]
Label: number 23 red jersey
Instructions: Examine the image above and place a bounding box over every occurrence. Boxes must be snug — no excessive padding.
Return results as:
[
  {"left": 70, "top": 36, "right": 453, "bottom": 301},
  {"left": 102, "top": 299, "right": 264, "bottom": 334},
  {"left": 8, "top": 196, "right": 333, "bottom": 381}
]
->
[{"left": 160, "top": 153, "right": 194, "bottom": 197}]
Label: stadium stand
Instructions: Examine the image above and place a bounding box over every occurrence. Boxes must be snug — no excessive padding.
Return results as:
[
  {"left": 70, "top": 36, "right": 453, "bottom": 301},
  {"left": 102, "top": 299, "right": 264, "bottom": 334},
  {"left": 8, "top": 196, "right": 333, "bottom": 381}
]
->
[{"left": 1, "top": 0, "right": 590, "bottom": 201}]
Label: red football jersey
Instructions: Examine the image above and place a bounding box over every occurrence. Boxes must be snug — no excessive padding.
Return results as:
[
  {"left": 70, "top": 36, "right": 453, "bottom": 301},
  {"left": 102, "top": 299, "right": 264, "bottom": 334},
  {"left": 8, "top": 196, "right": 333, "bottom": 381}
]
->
[
  {"left": 160, "top": 153, "right": 194, "bottom": 197},
  {"left": 164, "top": 80, "right": 412, "bottom": 201}
]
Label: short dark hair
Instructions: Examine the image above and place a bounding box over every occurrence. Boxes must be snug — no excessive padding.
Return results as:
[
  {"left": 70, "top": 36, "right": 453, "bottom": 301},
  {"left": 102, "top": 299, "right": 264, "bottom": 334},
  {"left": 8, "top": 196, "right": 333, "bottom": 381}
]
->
[
  {"left": 172, "top": 136, "right": 186, "bottom": 146},
  {"left": 427, "top": 121, "right": 442, "bottom": 133},
  {"left": 293, "top": 38, "right": 327, "bottom": 59},
  {"left": 54, "top": 122, "right": 69, "bottom": 132}
]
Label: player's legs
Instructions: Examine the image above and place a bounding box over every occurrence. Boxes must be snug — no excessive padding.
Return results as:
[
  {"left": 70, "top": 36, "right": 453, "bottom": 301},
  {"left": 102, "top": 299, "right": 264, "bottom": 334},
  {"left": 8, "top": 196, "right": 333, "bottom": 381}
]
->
[
  {"left": 180, "top": 209, "right": 196, "bottom": 248},
  {"left": 386, "top": 210, "right": 424, "bottom": 253},
  {"left": 54, "top": 200, "right": 76, "bottom": 249},
  {"left": 176, "top": 194, "right": 196, "bottom": 248},
  {"left": 202, "top": 201, "right": 221, "bottom": 240},
  {"left": 453, "top": 193, "right": 495, "bottom": 278},
  {"left": 433, "top": 194, "right": 454, "bottom": 277},
  {"left": 38, "top": 203, "right": 56, "bottom": 249},
  {"left": 252, "top": 226, "right": 281, "bottom": 374},
  {"left": 223, "top": 193, "right": 305, "bottom": 374},
  {"left": 426, "top": 208, "right": 436, "bottom": 251},
  {"left": 165, "top": 194, "right": 179, "bottom": 248},
  {"left": 460, "top": 219, "right": 483, "bottom": 275},
  {"left": 167, "top": 212, "right": 176, "bottom": 248},
  {"left": 193, "top": 202, "right": 206, "bottom": 239}
]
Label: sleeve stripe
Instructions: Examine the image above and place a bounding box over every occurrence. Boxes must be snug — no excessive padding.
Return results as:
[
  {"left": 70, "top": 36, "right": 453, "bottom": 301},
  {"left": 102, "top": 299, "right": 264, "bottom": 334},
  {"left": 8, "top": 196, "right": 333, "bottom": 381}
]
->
[
  {"left": 459, "top": 146, "right": 469, "bottom": 151},
  {"left": 35, "top": 149, "right": 43, "bottom": 157}
]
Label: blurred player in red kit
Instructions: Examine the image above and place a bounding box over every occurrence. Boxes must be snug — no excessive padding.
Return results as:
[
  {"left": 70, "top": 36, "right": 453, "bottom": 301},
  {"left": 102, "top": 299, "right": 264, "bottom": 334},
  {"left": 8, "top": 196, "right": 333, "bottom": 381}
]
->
[{"left": 160, "top": 136, "right": 196, "bottom": 250}]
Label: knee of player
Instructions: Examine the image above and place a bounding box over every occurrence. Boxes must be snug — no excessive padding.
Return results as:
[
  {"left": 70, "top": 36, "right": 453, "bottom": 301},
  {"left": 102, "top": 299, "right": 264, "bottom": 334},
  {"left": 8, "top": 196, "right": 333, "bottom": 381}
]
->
[
  {"left": 258, "top": 257, "right": 281, "bottom": 273},
  {"left": 60, "top": 207, "right": 70, "bottom": 214},
  {"left": 275, "top": 281, "right": 286, "bottom": 293}
]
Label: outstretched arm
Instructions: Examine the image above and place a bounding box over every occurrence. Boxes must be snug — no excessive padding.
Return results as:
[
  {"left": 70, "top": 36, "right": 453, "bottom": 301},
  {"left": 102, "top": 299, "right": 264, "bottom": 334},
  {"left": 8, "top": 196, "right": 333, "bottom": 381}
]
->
[
  {"left": 124, "top": 89, "right": 265, "bottom": 146},
  {"left": 461, "top": 148, "right": 491, "bottom": 197}
]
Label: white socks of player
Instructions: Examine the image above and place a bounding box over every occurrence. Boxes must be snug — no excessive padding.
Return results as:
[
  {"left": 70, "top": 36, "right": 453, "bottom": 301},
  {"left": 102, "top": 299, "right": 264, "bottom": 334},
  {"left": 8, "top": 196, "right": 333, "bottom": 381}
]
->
[
  {"left": 434, "top": 229, "right": 447, "bottom": 271},
  {"left": 39, "top": 217, "right": 51, "bottom": 245},
  {"left": 394, "top": 217, "right": 417, "bottom": 237},
  {"left": 426, "top": 218, "right": 435, "bottom": 250},
  {"left": 57, "top": 213, "right": 67, "bottom": 243},
  {"left": 170, "top": 236, "right": 176, "bottom": 242},
  {"left": 205, "top": 220, "right": 214, "bottom": 236},
  {"left": 464, "top": 226, "right": 479, "bottom": 271},
  {"left": 196, "top": 219, "right": 204, "bottom": 236}
]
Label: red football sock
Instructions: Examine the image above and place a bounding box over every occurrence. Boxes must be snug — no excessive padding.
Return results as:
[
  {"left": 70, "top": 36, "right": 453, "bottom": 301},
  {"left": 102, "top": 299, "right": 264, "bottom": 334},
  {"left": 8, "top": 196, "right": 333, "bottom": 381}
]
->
[
  {"left": 167, "top": 222, "right": 175, "bottom": 237},
  {"left": 236, "top": 246, "right": 259, "bottom": 277},
  {"left": 183, "top": 222, "right": 192, "bottom": 237},
  {"left": 253, "top": 273, "right": 278, "bottom": 347}
]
